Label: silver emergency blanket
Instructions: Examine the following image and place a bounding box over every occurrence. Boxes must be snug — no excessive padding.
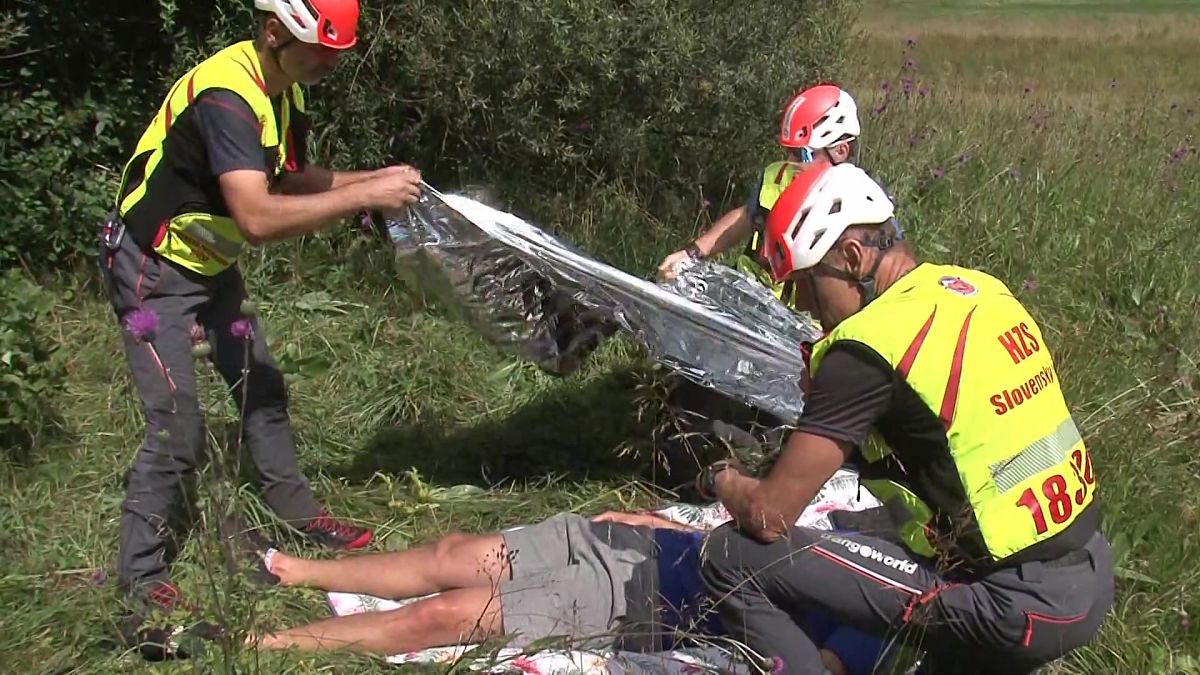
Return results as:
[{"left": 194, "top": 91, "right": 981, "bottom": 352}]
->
[{"left": 373, "top": 185, "right": 822, "bottom": 423}]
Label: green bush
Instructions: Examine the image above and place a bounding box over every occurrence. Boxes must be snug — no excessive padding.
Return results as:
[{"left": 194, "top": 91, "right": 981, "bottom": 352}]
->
[
  {"left": 1, "top": 0, "right": 858, "bottom": 271},
  {"left": 318, "top": 0, "right": 859, "bottom": 214},
  {"left": 0, "top": 269, "right": 64, "bottom": 452}
]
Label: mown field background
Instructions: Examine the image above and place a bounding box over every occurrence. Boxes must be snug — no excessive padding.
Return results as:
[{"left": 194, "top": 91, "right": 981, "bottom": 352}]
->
[{"left": 1, "top": 0, "right": 1198, "bottom": 673}]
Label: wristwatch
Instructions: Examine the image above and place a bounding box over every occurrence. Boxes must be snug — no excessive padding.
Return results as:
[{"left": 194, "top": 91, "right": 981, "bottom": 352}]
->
[
  {"left": 697, "top": 460, "right": 738, "bottom": 500},
  {"left": 684, "top": 242, "right": 705, "bottom": 260}
]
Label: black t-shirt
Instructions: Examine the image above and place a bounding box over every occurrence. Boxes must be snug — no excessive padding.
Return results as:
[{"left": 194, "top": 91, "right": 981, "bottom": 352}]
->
[
  {"left": 191, "top": 89, "right": 269, "bottom": 175},
  {"left": 796, "top": 339, "right": 952, "bottom": 470}
]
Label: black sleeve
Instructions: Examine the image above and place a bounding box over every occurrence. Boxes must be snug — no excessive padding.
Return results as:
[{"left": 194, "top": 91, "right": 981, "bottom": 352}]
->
[
  {"left": 191, "top": 89, "right": 266, "bottom": 175},
  {"left": 795, "top": 341, "right": 895, "bottom": 448},
  {"left": 288, "top": 105, "right": 311, "bottom": 173},
  {"left": 743, "top": 173, "right": 766, "bottom": 226}
]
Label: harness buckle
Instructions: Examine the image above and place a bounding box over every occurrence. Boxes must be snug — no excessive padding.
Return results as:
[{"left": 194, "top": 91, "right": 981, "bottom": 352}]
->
[{"left": 101, "top": 211, "right": 125, "bottom": 251}]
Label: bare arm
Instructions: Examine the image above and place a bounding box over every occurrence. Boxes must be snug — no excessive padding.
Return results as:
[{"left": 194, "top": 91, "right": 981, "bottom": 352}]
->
[
  {"left": 713, "top": 432, "right": 850, "bottom": 543},
  {"left": 590, "top": 510, "right": 705, "bottom": 533},
  {"left": 712, "top": 345, "right": 894, "bottom": 542},
  {"left": 694, "top": 205, "right": 755, "bottom": 258},
  {"left": 221, "top": 167, "right": 420, "bottom": 244},
  {"left": 279, "top": 165, "right": 381, "bottom": 195},
  {"left": 657, "top": 205, "right": 757, "bottom": 281}
]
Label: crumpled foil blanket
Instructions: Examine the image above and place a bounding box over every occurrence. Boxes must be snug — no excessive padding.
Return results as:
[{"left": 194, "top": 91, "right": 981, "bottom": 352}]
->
[{"left": 368, "top": 186, "right": 821, "bottom": 424}]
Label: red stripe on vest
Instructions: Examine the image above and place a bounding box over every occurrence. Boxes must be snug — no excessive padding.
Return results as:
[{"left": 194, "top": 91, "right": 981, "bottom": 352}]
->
[
  {"left": 939, "top": 307, "right": 977, "bottom": 429},
  {"left": 897, "top": 308, "right": 937, "bottom": 378}
]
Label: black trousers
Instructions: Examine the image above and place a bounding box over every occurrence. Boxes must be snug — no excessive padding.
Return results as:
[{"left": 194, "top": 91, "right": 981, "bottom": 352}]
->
[
  {"left": 100, "top": 230, "right": 322, "bottom": 595},
  {"left": 701, "top": 524, "right": 1114, "bottom": 675}
]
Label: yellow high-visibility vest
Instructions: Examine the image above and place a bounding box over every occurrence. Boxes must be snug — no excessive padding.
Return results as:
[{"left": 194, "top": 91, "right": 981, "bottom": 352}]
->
[
  {"left": 115, "top": 41, "right": 307, "bottom": 275},
  {"left": 737, "top": 161, "right": 803, "bottom": 300},
  {"left": 810, "top": 263, "right": 1098, "bottom": 568}
]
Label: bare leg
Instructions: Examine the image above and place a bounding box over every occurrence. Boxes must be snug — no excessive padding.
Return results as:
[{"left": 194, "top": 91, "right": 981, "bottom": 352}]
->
[
  {"left": 269, "top": 532, "right": 510, "bottom": 599},
  {"left": 253, "top": 585, "right": 503, "bottom": 655}
]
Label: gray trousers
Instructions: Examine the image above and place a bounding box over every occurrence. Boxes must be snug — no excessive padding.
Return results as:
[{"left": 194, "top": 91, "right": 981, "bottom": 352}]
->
[
  {"left": 701, "top": 524, "right": 1114, "bottom": 675},
  {"left": 99, "top": 230, "right": 322, "bottom": 595}
]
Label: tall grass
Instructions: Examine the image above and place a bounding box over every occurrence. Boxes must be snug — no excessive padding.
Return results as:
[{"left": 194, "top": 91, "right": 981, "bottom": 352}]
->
[{"left": 1, "top": 4, "right": 1198, "bottom": 674}]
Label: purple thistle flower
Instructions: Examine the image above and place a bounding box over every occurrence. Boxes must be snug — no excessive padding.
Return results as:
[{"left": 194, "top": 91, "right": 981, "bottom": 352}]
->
[
  {"left": 931, "top": 167, "right": 945, "bottom": 180},
  {"left": 230, "top": 318, "right": 255, "bottom": 340},
  {"left": 958, "top": 153, "right": 972, "bottom": 164},
  {"left": 906, "top": 37, "right": 918, "bottom": 49},
  {"left": 918, "top": 86, "right": 930, "bottom": 98},
  {"left": 770, "top": 656, "right": 786, "bottom": 674},
  {"left": 1008, "top": 167, "right": 1022, "bottom": 180},
  {"left": 90, "top": 568, "right": 108, "bottom": 587},
  {"left": 1022, "top": 279, "right": 1038, "bottom": 292},
  {"left": 123, "top": 308, "right": 159, "bottom": 341},
  {"left": 903, "top": 58, "right": 916, "bottom": 71},
  {"left": 870, "top": 104, "right": 887, "bottom": 118},
  {"left": 880, "top": 80, "right": 891, "bottom": 92},
  {"left": 902, "top": 78, "right": 913, "bottom": 95},
  {"left": 1170, "top": 146, "right": 1189, "bottom": 163},
  {"left": 1023, "top": 84, "right": 1033, "bottom": 95}
]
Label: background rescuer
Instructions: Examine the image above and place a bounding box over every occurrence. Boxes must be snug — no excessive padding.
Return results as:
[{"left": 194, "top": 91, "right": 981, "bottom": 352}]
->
[
  {"left": 696, "top": 160, "right": 1114, "bottom": 674},
  {"left": 100, "top": 0, "right": 423, "bottom": 658}
]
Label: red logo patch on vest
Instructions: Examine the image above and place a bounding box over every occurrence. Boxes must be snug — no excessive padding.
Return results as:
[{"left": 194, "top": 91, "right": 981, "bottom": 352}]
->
[{"left": 939, "top": 275, "right": 978, "bottom": 297}]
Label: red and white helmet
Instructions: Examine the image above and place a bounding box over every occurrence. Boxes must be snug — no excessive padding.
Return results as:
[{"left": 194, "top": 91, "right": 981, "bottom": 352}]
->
[
  {"left": 255, "top": 0, "right": 360, "bottom": 50},
  {"left": 762, "top": 160, "right": 894, "bottom": 282},
  {"left": 778, "top": 84, "right": 861, "bottom": 150}
]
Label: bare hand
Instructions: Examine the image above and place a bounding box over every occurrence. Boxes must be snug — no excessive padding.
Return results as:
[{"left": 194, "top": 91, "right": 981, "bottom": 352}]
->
[
  {"left": 656, "top": 249, "right": 691, "bottom": 282},
  {"left": 372, "top": 164, "right": 421, "bottom": 179},
  {"left": 591, "top": 510, "right": 657, "bottom": 528},
  {"left": 360, "top": 165, "right": 423, "bottom": 210}
]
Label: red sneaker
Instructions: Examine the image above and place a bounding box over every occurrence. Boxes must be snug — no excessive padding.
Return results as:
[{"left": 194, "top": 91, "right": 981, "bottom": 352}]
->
[{"left": 301, "top": 508, "right": 373, "bottom": 550}]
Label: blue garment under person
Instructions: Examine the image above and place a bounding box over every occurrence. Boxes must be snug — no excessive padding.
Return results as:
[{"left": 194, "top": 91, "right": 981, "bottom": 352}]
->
[{"left": 654, "top": 529, "right": 887, "bottom": 674}]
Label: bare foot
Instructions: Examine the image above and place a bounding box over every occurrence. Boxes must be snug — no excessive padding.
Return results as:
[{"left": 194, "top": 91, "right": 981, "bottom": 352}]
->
[{"left": 265, "top": 549, "right": 307, "bottom": 587}]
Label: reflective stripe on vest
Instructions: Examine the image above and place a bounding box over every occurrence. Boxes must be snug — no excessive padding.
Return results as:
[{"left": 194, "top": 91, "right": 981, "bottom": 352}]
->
[
  {"left": 115, "top": 40, "right": 305, "bottom": 276},
  {"left": 737, "top": 161, "right": 804, "bottom": 299},
  {"left": 809, "top": 263, "right": 1096, "bottom": 564}
]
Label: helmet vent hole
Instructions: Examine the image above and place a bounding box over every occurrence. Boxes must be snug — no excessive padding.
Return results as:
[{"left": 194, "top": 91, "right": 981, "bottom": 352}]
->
[
  {"left": 829, "top": 199, "right": 843, "bottom": 215},
  {"left": 789, "top": 207, "right": 812, "bottom": 241}
]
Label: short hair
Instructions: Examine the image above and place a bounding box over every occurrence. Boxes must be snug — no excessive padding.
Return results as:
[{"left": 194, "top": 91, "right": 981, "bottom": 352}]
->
[{"left": 825, "top": 220, "right": 910, "bottom": 261}]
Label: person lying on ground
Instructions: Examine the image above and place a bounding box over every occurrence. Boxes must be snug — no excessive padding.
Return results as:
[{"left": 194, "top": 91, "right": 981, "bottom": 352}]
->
[{"left": 247, "top": 510, "right": 891, "bottom": 675}]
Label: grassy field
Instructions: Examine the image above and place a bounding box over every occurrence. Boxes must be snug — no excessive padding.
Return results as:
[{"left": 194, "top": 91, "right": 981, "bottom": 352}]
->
[{"left": 3, "top": 1, "right": 1200, "bottom": 673}]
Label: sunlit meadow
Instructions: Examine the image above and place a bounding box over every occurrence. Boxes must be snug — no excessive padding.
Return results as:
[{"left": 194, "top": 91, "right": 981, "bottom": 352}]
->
[{"left": 0, "top": 2, "right": 1197, "bottom": 673}]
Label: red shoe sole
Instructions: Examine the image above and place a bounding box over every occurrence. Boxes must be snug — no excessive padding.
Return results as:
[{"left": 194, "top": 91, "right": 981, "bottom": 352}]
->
[{"left": 341, "top": 529, "right": 374, "bottom": 550}]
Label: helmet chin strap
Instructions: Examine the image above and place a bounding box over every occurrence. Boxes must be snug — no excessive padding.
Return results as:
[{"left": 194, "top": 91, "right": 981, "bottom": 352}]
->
[
  {"left": 819, "top": 219, "right": 904, "bottom": 309},
  {"left": 856, "top": 253, "right": 885, "bottom": 306}
]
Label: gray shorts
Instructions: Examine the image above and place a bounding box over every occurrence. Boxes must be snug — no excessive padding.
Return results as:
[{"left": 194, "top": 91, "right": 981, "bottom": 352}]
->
[{"left": 499, "top": 513, "right": 657, "bottom": 650}]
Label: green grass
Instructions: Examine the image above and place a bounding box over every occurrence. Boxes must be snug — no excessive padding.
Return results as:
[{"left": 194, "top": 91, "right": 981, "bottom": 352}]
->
[
  {"left": 866, "top": 0, "right": 1200, "bottom": 17},
  {"left": 4, "top": 5, "right": 1200, "bottom": 674}
]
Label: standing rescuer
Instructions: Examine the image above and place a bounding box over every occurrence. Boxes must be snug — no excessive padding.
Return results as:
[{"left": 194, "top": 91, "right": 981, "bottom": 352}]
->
[
  {"left": 696, "top": 159, "right": 1114, "bottom": 675},
  {"left": 100, "top": 0, "right": 424, "bottom": 658}
]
